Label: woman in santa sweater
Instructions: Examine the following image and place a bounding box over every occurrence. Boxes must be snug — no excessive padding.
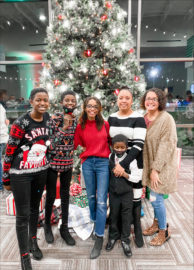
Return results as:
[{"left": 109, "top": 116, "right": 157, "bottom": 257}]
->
[
  {"left": 74, "top": 97, "right": 110, "bottom": 260},
  {"left": 3, "top": 88, "right": 50, "bottom": 270}
]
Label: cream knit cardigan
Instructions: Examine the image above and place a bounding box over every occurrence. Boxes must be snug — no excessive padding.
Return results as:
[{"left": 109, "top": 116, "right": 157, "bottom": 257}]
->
[{"left": 142, "top": 111, "right": 178, "bottom": 194}]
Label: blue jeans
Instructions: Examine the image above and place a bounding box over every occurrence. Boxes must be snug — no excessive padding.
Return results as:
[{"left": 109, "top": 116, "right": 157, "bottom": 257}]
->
[
  {"left": 150, "top": 190, "right": 167, "bottom": 230},
  {"left": 82, "top": 157, "right": 109, "bottom": 237},
  {"left": 0, "top": 143, "right": 6, "bottom": 190}
]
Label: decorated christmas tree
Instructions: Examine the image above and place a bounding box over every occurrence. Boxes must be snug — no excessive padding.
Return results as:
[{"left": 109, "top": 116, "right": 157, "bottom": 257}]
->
[
  {"left": 40, "top": 0, "right": 146, "bottom": 182},
  {"left": 40, "top": 0, "right": 146, "bottom": 117}
]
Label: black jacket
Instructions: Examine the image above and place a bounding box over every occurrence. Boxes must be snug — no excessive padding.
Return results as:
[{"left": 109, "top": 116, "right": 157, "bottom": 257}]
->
[{"left": 109, "top": 153, "right": 132, "bottom": 195}]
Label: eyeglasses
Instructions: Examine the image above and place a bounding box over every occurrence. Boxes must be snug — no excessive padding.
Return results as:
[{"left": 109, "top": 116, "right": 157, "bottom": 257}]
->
[
  {"left": 145, "top": 97, "right": 158, "bottom": 102},
  {"left": 86, "top": 104, "right": 99, "bottom": 110}
]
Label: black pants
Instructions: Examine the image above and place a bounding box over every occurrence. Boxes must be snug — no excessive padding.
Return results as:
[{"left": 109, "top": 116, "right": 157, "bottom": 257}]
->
[
  {"left": 109, "top": 189, "right": 133, "bottom": 242},
  {"left": 10, "top": 170, "right": 47, "bottom": 255},
  {"left": 45, "top": 168, "right": 72, "bottom": 225}
]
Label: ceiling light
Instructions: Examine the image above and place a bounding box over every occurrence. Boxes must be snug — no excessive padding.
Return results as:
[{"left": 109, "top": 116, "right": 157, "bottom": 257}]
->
[
  {"left": 154, "top": 28, "right": 157, "bottom": 32},
  {"left": 173, "top": 33, "right": 176, "bottom": 37},
  {"left": 145, "top": 25, "right": 148, "bottom": 29},
  {"left": 150, "top": 68, "right": 158, "bottom": 78},
  {"left": 7, "top": 21, "right": 11, "bottom": 26},
  {"left": 163, "top": 31, "right": 166, "bottom": 35},
  {"left": 36, "top": 29, "right": 39, "bottom": 34},
  {"left": 134, "top": 25, "right": 137, "bottom": 28},
  {"left": 39, "top": 14, "right": 46, "bottom": 21},
  {"left": 22, "top": 26, "right": 25, "bottom": 30},
  {"left": 184, "top": 35, "right": 187, "bottom": 39}
]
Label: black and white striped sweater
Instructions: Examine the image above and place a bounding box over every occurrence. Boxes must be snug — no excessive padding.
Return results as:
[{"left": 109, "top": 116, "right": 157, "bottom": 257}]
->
[{"left": 108, "top": 111, "right": 146, "bottom": 201}]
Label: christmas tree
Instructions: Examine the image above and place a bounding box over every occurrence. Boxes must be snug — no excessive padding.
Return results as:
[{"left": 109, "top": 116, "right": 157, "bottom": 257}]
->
[
  {"left": 40, "top": 0, "right": 146, "bottom": 117},
  {"left": 40, "top": 0, "right": 146, "bottom": 182}
]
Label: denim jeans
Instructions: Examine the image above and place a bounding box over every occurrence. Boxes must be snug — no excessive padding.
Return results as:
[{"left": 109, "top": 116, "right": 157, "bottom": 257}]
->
[
  {"left": 82, "top": 157, "right": 109, "bottom": 237},
  {"left": 0, "top": 143, "right": 6, "bottom": 190},
  {"left": 150, "top": 190, "right": 167, "bottom": 230}
]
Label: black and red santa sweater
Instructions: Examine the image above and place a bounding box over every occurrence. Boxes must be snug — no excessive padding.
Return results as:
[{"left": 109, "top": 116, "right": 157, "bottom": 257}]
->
[
  {"left": 3, "top": 112, "right": 50, "bottom": 186},
  {"left": 48, "top": 112, "right": 77, "bottom": 172}
]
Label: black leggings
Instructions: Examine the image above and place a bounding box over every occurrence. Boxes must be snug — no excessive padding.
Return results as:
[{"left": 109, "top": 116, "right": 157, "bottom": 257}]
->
[
  {"left": 10, "top": 171, "right": 47, "bottom": 255},
  {"left": 45, "top": 168, "right": 72, "bottom": 225}
]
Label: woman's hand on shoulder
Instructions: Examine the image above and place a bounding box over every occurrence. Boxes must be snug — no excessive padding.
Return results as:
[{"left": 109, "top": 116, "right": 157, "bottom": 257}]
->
[{"left": 150, "top": 169, "right": 162, "bottom": 190}]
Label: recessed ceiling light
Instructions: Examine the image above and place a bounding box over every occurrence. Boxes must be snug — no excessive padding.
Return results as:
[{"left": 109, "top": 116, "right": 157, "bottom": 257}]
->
[
  {"left": 134, "top": 25, "right": 137, "bottom": 28},
  {"left": 36, "top": 29, "right": 39, "bottom": 34},
  {"left": 173, "top": 33, "right": 176, "bottom": 37},
  {"left": 163, "top": 31, "right": 166, "bottom": 35},
  {"left": 184, "top": 35, "right": 187, "bottom": 38},
  {"left": 7, "top": 21, "right": 11, "bottom": 26},
  {"left": 145, "top": 25, "right": 149, "bottom": 29},
  {"left": 154, "top": 28, "right": 157, "bottom": 32},
  {"left": 22, "top": 26, "right": 25, "bottom": 30},
  {"left": 39, "top": 14, "right": 46, "bottom": 21}
]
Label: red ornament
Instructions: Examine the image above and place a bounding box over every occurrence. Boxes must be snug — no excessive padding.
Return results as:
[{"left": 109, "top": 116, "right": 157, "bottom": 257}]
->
[
  {"left": 102, "top": 69, "right": 109, "bottom": 76},
  {"left": 114, "top": 89, "right": 120, "bottom": 96},
  {"left": 54, "top": 79, "right": 61, "bottom": 86},
  {"left": 101, "top": 14, "right": 108, "bottom": 21},
  {"left": 128, "top": 48, "right": 134, "bottom": 54},
  {"left": 41, "top": 62, "right": 45, "bottom": 67},
  {"left": 84, "top": 49, "right": 93, "bottom": 57},
  {"left": 58, "top": 14, "right": 63, "bottom": 20},
  {"left": 105, "top": 2, "right": 112, "bottom": 9},
  {"left": 134, "top": 76, "right": 140, "bottom": 82}
]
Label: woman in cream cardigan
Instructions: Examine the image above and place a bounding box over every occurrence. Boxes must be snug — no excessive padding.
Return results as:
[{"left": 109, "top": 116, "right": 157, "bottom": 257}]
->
[{"left": 141, "top": 88, "right": 177, "bottom": 246}]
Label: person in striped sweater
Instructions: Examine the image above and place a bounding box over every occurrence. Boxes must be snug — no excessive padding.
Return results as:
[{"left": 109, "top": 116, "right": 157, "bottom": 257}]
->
[{"left": 108, "top": 86, "right": 146, "bottom": 248}]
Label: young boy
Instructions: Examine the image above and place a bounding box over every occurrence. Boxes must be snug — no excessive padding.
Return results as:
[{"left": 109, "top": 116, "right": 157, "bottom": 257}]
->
[
  {"left": 106, "top": 134, "right": 142, "bottom": 257},
  {"left": 44, "top": 90, "right": 77, "bottom": 245}
]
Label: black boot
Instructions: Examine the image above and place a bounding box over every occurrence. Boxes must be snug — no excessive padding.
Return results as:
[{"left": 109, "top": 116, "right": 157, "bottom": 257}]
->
[
  {"left": 44, "top": 223, "right": 54, "bottom": 244},
  {"left": 90, "top": 236, "right": 103, "bottom": 259},
  {"left": 21, "top": 254, "right": 33, "bottom": 270},
  {"left": 29, "top": 237, "right": 43, "bottom": 260},
  {"left": 60, "top": 224, "right": 75, "bottom": 246},
  {"left": 133, "top": 204, "right": 144, "bottom": 248}
]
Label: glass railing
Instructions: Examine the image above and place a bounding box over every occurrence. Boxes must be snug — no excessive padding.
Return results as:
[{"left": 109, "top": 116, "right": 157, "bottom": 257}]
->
[{"left": 167, "top": 102, "right": 194, "bottom": 157}]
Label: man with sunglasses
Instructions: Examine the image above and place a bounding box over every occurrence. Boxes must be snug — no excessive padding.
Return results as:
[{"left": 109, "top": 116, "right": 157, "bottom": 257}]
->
[{"left": 44, "top": 90, "right": 77, "bottom": 246}]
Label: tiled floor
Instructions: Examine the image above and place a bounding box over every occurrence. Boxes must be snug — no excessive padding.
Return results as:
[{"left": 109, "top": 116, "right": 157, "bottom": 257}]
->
[{"left": 0, "top": 159, "right": 193, "bottom": 270}]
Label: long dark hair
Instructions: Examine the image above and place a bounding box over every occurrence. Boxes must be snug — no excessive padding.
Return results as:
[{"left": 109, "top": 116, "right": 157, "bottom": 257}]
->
[{"left": 79, "top": 97, "right": 104, "bottom": 131}]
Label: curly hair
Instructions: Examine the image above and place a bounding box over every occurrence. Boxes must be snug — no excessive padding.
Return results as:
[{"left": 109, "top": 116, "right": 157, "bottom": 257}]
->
[
  {"left": 140, "top": 88, "right": 166, "bottom": 111},
  {"left": 29, "top": 88, "right": 48, "bottom": 100},
  {"left": 61, "top": 90, "right": 76, "bottom": 102},
  {"left": 79, "top": 96, "right": 104, "bottom": 131}
]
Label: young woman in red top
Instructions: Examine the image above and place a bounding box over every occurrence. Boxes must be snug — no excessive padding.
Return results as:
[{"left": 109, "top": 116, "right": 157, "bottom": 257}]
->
[{"left": 74, "top": 97, "right": 110, "bottom": 259}]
